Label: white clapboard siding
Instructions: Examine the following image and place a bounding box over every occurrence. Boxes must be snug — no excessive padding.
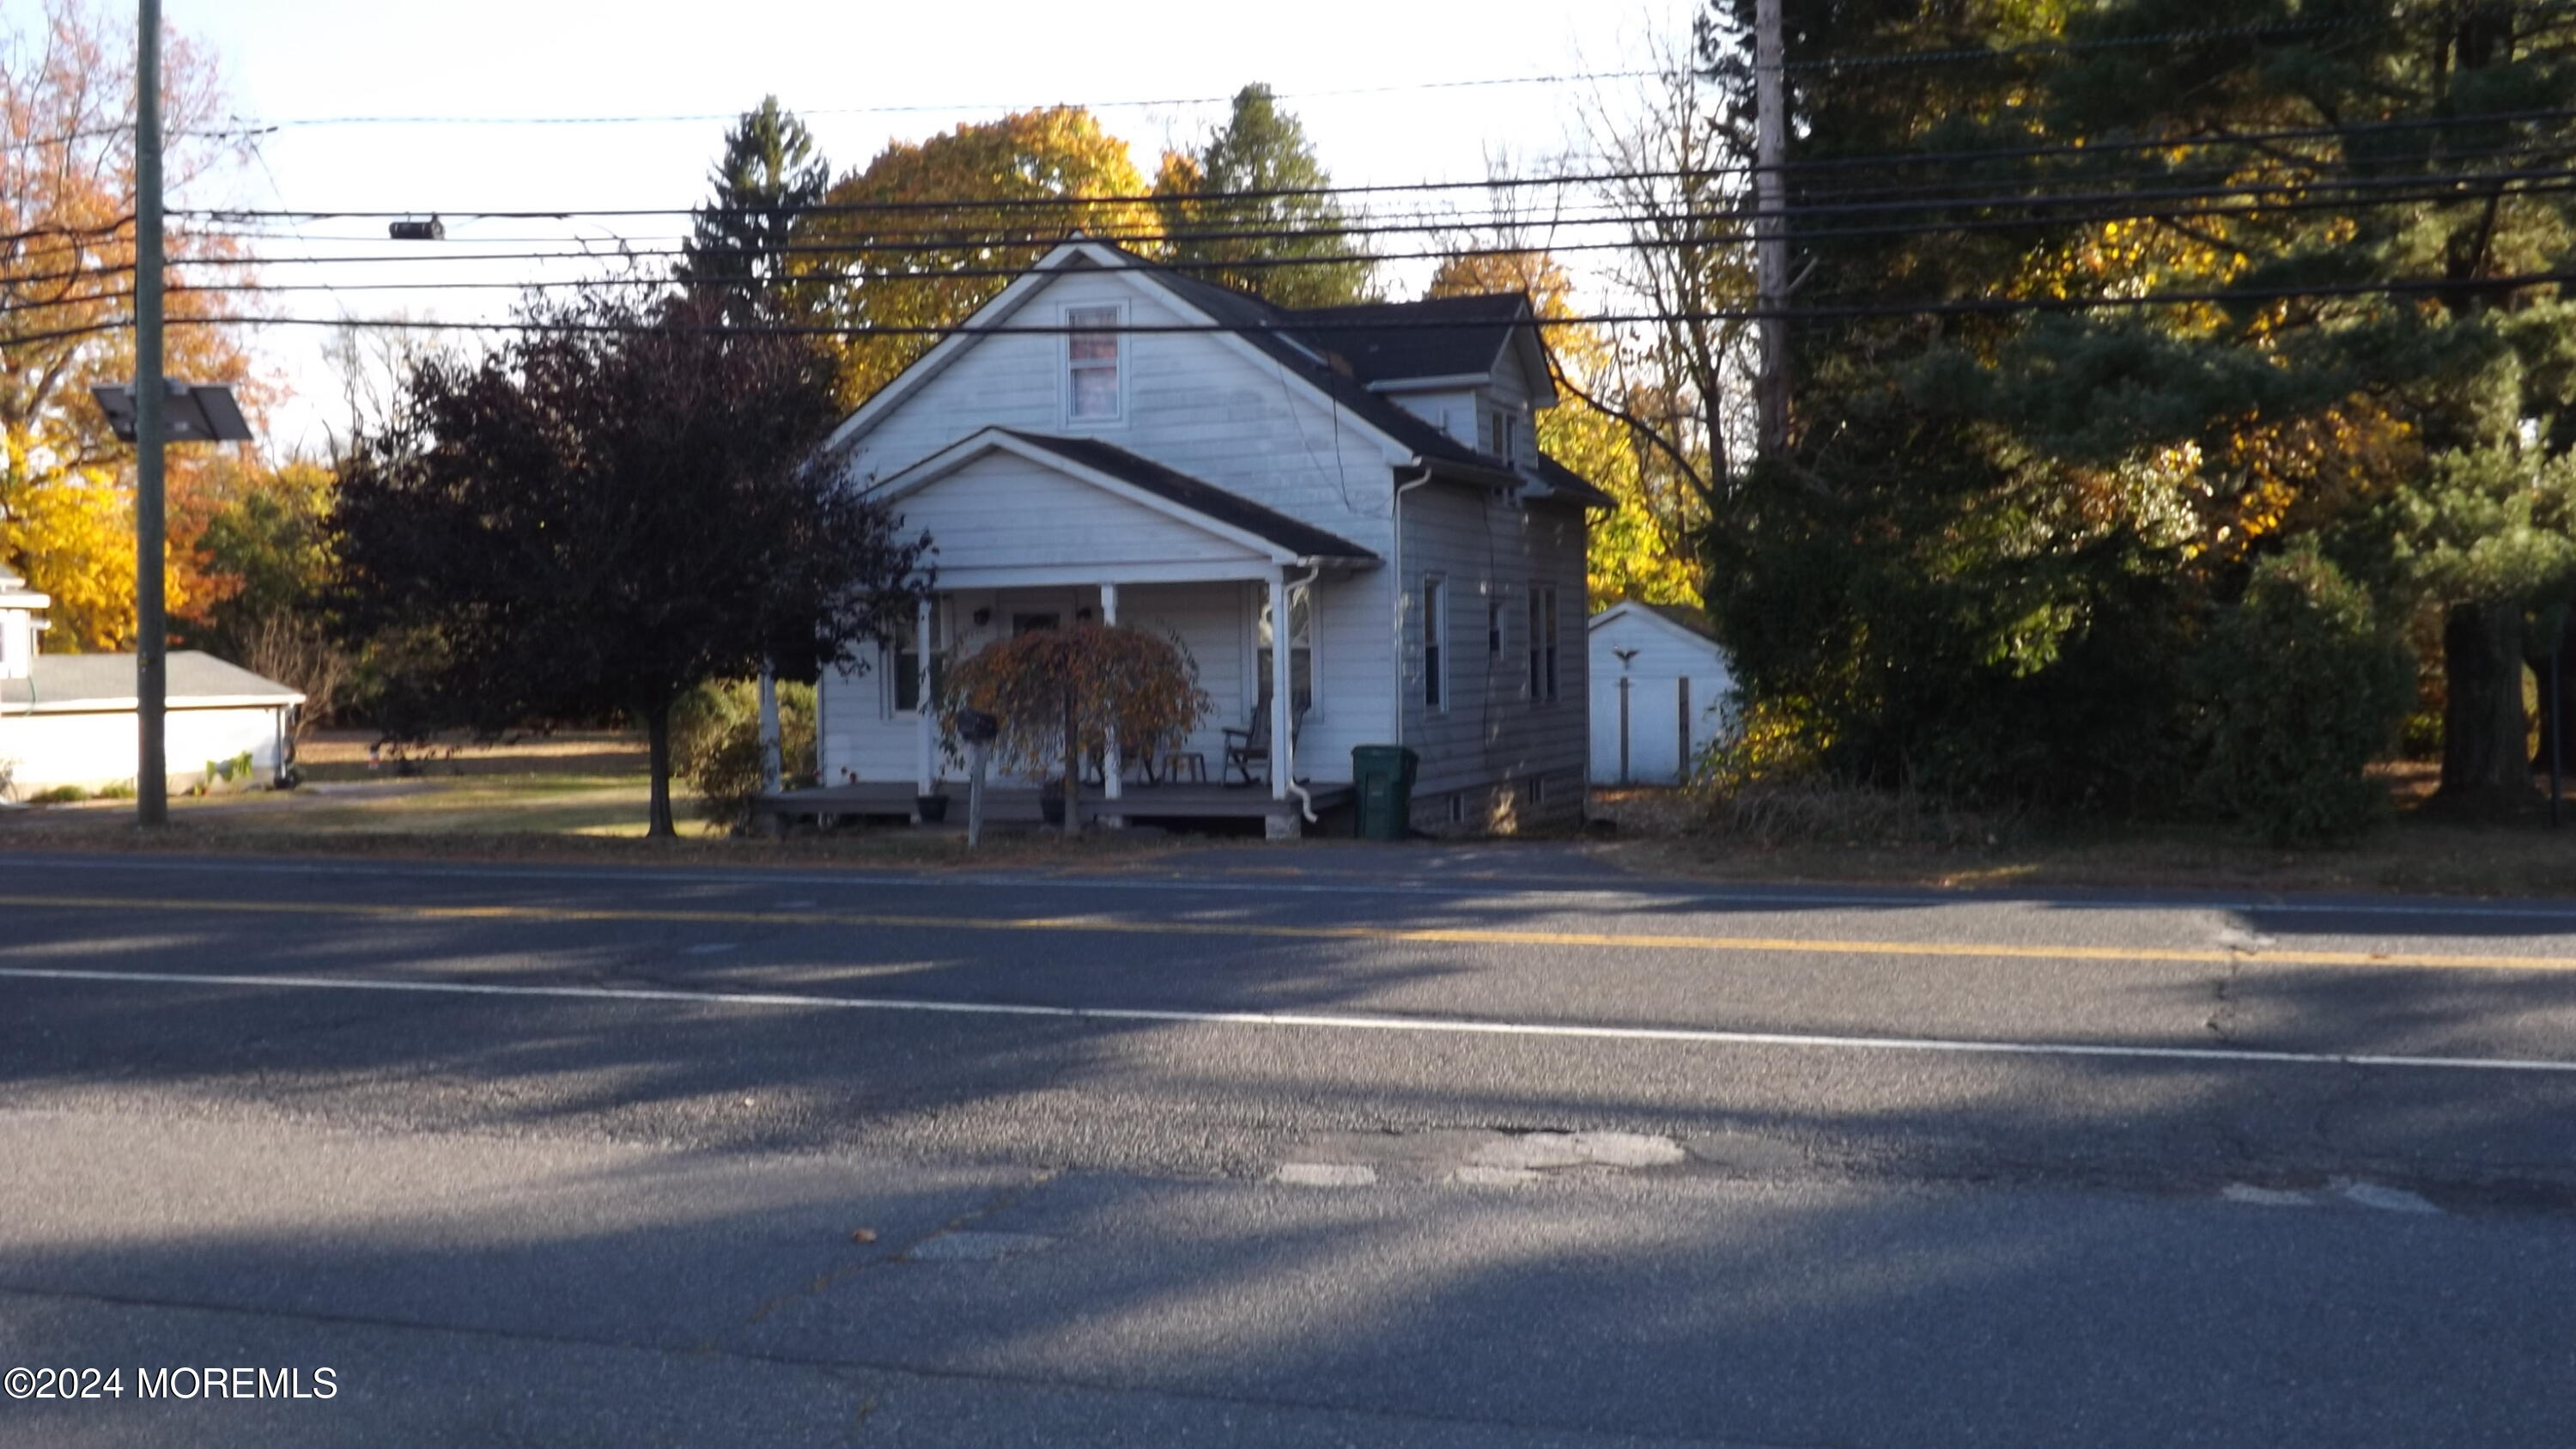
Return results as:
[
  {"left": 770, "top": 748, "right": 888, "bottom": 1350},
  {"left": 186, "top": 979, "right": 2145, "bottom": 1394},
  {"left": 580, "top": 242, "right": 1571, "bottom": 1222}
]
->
[
  {"left": 899, "top": 452, "right": 1267, "bottom": 576},
  {"left": 846, "top": 271, "right": 1400, "bottom": 562}
]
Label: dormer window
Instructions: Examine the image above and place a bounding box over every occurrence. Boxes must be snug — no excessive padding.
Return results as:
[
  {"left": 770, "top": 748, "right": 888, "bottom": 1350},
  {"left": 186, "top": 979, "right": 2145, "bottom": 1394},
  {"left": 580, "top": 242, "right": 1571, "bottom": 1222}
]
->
[
  {"left": 1066, "top": 304, "right": 1122, "bottom": 422},
  {"left": 1480, "top": 403, "right": 1521, "bottom": 465}
]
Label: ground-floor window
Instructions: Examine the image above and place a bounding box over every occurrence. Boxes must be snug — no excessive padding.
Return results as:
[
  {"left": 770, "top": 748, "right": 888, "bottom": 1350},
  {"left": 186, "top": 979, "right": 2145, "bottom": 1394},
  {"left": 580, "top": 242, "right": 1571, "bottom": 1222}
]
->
[
  {"left": 893, "top": 600, "right": 946, "bottom": 714},
  {"left": 1527, "top": 585, "right": 1558, "bottom": 703},
  {"left": 1256, "top": 583, "right": 1315, "bottom": 714}
]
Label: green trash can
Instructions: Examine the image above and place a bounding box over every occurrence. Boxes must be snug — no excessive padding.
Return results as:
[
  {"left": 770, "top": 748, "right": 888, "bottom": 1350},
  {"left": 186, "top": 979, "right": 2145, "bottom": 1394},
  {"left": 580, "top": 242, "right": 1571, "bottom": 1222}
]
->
[{"left": 1352, "top": 745, "right": 1419, "bottom": 841}]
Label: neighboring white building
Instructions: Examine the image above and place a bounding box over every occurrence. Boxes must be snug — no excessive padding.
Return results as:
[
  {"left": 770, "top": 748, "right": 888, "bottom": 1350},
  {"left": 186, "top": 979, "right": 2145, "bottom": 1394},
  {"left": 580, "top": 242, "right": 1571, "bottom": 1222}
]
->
[
  {"left": 1, "top": 568, "right": 303, "bottom": 799},
  {"left": 816, "top": 240, "right": 1610, "bottom": 836},
  {"left": 1588, "top": 601, "right": 1733, "bottom": 787},
  {"left": 0, "top": 567, "right": 44, "bottom": 685}
]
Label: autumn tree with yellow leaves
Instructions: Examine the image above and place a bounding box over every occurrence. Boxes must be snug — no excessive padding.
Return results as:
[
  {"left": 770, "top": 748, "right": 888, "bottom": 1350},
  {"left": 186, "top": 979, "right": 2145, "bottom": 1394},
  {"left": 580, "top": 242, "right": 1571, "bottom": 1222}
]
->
[
  {"left": 797, "top": 107, "right": 1158, "bottom": 408},
  {"left": 0, "top": 0, "right": 261, "bottom": 652}
]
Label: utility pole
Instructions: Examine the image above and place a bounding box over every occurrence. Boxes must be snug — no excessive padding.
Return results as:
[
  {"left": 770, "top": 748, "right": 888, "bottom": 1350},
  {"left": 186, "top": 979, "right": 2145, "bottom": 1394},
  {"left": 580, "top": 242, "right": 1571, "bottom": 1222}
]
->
[
  {"left": 134, "top": 0, "right": 167, "bottom": 826},
  {"left": 1753, "top": 0, "right": 1790, "bottom": 460}
]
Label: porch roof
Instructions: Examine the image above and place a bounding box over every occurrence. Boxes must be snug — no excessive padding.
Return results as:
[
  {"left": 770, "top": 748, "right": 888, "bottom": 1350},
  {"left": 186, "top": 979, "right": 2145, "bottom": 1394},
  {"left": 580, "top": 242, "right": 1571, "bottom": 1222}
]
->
[
  {"left": 996, "top": 431, "right": 1376, "bottom": 564},
  {"left": 877, "top": 427, "right": 1381, "bottom": 589}
]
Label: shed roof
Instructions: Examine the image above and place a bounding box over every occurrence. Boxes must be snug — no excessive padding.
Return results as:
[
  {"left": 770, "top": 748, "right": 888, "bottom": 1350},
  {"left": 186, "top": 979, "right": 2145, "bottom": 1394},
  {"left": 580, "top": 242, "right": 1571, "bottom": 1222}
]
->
[
  {"left": 1591, "top": 600, "right": 1723, "bottom": 646},
  {"left": 1, "top": 651, "right": 304, "bottom": 713}
]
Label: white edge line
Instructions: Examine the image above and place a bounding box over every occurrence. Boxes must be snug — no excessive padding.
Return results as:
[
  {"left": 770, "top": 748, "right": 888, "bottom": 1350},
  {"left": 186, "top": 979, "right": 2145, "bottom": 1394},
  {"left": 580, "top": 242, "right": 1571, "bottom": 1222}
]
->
[
  {"left": 9, "top": 852, "right": 2576, "bottom": 922},
  {"left": 5, "top": 965, "right": 2574, "bottom": 1075}
]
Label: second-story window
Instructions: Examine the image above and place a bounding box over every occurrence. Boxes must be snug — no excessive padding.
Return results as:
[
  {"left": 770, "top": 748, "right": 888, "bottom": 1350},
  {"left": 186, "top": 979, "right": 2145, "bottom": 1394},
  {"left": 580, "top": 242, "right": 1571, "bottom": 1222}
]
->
[
  {"left": 1067, "top": 304, "right": 1121, "bottom": 421},
  {"left": 1480, "top": 404, "right": 1521, "bottom": 465}
]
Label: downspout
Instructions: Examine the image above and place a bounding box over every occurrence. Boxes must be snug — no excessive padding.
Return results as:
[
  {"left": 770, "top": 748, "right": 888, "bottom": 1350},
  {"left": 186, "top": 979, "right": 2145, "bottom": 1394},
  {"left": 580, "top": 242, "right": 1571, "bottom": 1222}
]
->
[
  {"left": 1285, "top": 559, "right": 1323, "bottom": 822},
  {"left": 1389, "top": 461, "right": 1436, "bottom": 750}
]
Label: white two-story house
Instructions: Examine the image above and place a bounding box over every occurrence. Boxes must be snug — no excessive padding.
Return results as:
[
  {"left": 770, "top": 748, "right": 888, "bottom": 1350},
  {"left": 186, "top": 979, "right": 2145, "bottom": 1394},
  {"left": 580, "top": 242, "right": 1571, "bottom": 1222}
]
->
[{"left": 814, "top": 239, "right": 1608, "bottom": 836}]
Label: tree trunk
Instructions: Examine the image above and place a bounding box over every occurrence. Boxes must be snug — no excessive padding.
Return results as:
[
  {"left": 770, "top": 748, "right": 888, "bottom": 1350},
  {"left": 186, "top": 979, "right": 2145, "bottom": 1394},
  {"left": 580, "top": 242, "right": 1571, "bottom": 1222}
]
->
[
  {"left": 1060, "top": 684, "right": 1080, "bottom": 838},
  {"left": 2536, "top": 627, "right": 2576, "bottom": 776},
  {"left": 2437, "top": 601, "right": 2536, "bottom": 807},
  {"left": 645, "top": 701, "right": 677, "bottom": 839}
]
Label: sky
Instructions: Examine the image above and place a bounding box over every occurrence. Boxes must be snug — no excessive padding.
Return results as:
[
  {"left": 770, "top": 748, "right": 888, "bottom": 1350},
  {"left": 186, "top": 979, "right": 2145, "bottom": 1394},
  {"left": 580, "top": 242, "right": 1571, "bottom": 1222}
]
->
[{"left": 10, "top": 0, "right": 1706, "bottom": 454}]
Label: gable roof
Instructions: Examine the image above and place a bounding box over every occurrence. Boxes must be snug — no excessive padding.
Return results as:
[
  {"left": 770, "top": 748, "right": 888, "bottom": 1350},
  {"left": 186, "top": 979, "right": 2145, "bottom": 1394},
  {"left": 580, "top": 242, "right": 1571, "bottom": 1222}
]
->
[
  {"left": 827, "top": 239, "right": 1606, "bottom": 508},
  {"left": 1138, "top": 260, "right": 1512, "bottom": 482},
  {"left": 2, "top": 650, "right": 304, "bottom": 713},
  {"left": 999, "top": 432, "right": 1376, "bottom": 562},
  {"left": 1590, "top": 600, "right": 1724, "bottom": 648}
]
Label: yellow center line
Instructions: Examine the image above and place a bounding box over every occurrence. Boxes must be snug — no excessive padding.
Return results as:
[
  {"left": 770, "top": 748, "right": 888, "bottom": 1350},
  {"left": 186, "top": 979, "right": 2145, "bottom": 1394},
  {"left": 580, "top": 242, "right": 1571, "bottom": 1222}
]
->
[{"left": 3, "top": 892, "right": 2574, "bottom": 973}]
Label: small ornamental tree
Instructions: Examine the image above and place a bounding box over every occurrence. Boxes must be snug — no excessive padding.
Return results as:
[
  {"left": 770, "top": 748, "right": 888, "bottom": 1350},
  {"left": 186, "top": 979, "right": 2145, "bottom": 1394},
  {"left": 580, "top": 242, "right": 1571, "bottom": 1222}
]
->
[{"left": 936, "top": 624, "right": 1211, "bottom": 834}]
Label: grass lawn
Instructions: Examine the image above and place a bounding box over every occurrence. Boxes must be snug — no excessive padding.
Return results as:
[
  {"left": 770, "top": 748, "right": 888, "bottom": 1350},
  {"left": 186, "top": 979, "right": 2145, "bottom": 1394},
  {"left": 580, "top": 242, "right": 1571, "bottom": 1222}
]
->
[
  {"left": 9, "top": 734, "right": 2576, "bottom": 896},
  {"left": 0, "top": 729, "right": 1219, "bottom": 871}
]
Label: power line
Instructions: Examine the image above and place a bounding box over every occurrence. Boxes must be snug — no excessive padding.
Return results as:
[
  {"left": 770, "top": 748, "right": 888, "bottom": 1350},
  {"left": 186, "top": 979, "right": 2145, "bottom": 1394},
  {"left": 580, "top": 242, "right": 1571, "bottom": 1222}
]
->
[
  {"left": 11, "top": 265, "right": 2567, "bottom": 350},
  {"left": 158, "top": 104, "right": 2576, "bottom": 236},
  {"left": 222, "top": 69, "right": 1668, "bottom": 132},
  {"left": 20, "top": 161, "right": 2576, "bottom": 306}
]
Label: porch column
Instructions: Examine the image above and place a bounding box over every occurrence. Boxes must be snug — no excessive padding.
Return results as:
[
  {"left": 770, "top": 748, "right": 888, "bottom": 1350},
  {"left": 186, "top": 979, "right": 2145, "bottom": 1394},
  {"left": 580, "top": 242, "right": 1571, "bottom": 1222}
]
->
[
  {"left": 914, "top": 596, "right": 934, "bottom": 797},
  {"left": 1268, "top": 569, "right": 1291, "bottom": 802},
  {"left": 1099, "top": 581, "right": 1121, "bottom": 802}
]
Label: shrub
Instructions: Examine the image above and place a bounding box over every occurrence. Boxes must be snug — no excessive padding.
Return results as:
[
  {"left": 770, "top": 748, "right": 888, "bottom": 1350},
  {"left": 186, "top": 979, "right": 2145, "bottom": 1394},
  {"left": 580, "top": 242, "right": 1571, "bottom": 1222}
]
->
[
  {"left": 937, "top": 624, "right": 1211, "bottom": 831},
  {"left": 28, "top": 784, "right": 88, "bottom": 806},
  {"left": 2190, "top": 543, "right": 2415, "bottom": 846},
  {"left": 672, "top": 678, "right": 817, "bottom": 829}
]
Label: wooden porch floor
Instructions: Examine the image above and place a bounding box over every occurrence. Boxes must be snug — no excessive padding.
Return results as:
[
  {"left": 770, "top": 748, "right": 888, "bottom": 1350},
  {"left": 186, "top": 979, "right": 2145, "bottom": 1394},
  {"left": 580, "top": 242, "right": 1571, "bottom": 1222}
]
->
[{"left": 752, "top": 780, "right": 1352, "bottom": 826}]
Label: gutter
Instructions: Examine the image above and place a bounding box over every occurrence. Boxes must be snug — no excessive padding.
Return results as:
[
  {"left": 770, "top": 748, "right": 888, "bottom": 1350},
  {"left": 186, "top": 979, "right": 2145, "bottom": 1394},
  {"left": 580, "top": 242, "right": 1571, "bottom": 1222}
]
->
[{"left": 1389, "top": 462, "right": 1437, "bottom": 749}]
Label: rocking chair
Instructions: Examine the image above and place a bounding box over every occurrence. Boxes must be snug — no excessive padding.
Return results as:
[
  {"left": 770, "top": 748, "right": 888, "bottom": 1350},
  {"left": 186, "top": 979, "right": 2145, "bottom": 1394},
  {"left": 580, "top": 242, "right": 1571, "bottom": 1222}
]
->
[{"left": 1222, "top": 691, "right": 1304, "bottom": 787}]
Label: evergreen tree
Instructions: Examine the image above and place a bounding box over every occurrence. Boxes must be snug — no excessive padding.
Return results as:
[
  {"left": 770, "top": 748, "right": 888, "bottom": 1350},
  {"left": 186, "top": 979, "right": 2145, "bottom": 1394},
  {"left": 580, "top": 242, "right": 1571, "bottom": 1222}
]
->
[
  {"left": 1699, "top": 0, "right": 2576, "bottom": 814},
  {"left": 677, "top": 96, "right": 829, "bottom": 325},
  {"left": 1156, "top": 84, "right": 1375, "bottom": 308}
]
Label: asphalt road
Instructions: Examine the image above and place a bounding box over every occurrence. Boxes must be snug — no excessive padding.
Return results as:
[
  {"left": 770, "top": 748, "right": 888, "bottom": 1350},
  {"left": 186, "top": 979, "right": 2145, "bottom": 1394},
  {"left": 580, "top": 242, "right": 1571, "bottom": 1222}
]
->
[{"left": 3, "top": 845, "right": 2576, "bottom": 1446}]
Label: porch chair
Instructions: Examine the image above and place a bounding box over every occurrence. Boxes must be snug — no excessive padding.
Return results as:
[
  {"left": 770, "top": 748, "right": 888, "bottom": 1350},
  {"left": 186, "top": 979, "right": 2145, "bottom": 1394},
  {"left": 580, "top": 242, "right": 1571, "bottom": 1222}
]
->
[{"left": 1222, "top": 691, "right": 1305, "bottom": 787}]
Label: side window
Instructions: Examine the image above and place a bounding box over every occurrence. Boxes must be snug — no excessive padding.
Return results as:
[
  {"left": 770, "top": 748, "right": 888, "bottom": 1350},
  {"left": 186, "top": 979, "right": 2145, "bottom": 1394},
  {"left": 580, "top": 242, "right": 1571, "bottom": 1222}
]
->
[
  {"left": 1066, "top": 304, "right": 1121, "bottom": 422},
  {"left": 1424, "top": 575, "right": 1448, "bottom": 711},
  {"left": 1527, "top": 585, "right": 1559, "bottom": 703}
]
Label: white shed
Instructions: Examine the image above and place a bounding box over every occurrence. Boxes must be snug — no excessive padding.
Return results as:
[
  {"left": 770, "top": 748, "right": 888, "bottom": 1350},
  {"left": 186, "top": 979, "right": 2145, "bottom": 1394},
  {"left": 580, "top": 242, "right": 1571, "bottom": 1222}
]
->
[
  {"left": 2, "top": 650, "right": 303, "bottom": 798},
  {"left": 1588, "top": 601, "right": 1732, "bottom": 786}
]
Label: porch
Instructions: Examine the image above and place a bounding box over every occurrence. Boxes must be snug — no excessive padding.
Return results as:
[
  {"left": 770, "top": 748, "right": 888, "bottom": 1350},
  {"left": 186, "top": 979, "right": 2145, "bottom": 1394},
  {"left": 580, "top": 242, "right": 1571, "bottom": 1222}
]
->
[
  {"left": 820, "top": 429, "right": 1389, "bottom": 839},
  {"left": 751, "top": 779, "right": 1353, "bottom": 832}
]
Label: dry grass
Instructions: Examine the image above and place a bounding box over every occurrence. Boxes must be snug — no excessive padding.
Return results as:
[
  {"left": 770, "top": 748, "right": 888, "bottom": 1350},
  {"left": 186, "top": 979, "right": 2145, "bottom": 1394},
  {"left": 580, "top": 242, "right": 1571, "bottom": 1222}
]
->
[{"left": 1592, "top": 764, "right": 2576, "bottom": 897}]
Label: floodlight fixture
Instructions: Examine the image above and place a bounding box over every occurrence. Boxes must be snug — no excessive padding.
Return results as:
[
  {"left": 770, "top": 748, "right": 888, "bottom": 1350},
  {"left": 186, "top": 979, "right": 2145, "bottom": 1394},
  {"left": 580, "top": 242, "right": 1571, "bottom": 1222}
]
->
[{"left": 90, "top": 380, "right": 255, "bottom": 443}]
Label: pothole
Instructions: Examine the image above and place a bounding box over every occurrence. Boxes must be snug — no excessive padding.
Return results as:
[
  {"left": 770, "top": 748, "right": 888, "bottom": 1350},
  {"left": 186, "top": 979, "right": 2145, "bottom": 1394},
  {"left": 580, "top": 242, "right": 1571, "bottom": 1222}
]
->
[{"left": 1467, "top": 1130, "right": 1689, "bottom": 1173}]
